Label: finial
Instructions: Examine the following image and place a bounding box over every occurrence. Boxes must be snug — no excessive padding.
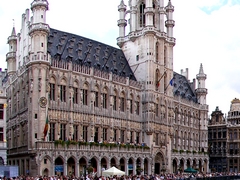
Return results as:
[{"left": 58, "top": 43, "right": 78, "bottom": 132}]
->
[
  {"left": 199, "top": 63, "right": 204, "bottom": 74},
  {"left": 11, "top": 19, "right": 16, "bottom": 36}
]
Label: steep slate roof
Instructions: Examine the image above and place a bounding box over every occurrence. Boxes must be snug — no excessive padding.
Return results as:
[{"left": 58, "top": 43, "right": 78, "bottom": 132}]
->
[
  {"left": 47, "top": 28, "right": 197, "bottom": 102},
  {"left": 47, "top": 28, "right": 137, "bottom": 81},
  {"left": 172, "top": 72, "right": 198, "bottom": 103}
]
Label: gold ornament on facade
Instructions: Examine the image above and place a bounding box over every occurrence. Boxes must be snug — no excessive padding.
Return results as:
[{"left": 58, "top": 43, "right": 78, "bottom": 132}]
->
[{"left": 39, "top": 97, "right": 47, "bottom": 108}]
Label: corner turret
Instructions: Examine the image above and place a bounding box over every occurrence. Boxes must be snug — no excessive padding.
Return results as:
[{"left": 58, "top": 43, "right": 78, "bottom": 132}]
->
[
  {"left": 196, "top": 63, "right": 207, "bottom": 105},
  {"left": 28, "top": 0, "right": 50, "bottom": 66},
  {"left": 165, "top": 0, "right": 175, "bottom": 38},
  {"left": 117, "top": 0, "right": 127, "bottom": 47},
  {"left": 6, "top": 26, "right": 17, "bottom": 76}
]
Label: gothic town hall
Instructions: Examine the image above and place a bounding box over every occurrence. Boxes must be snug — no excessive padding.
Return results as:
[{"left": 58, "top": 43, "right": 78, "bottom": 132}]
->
[{"left": 4, "top": 0, "right": 209, "bottom": 176}]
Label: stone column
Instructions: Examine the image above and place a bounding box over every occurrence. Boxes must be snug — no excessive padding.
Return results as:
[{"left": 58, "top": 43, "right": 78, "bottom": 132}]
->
[
  {"left": 75, "top": 162, "right": 79, "bottom": 178},
  {"left": 64, "top": 161, "right": 67, "bottom": 176}
]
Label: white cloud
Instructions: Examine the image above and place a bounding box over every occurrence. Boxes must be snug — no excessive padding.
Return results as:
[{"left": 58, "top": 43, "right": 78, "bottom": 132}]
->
[{"left": 1, "top": 0, "right": 240, "bottom": 114}]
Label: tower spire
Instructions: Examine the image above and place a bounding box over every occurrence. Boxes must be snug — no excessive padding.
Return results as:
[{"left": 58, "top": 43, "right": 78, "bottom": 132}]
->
[
  {"left": 117, "top": 0, "right": 127, "bottom": 47},
  {"left": 196, "top": 63, "right": 207, "bottom": 105},
  {"left": 6, "top": 23, "right": 17, "bottom": 76},
  {"left": 165, "top": 0, "right": 175, "bottom": 38}
]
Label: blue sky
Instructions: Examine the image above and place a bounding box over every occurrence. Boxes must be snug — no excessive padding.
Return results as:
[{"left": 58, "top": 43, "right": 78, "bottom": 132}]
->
[{"left": 1, "top": 0, "right": 240, "bottom": 115}]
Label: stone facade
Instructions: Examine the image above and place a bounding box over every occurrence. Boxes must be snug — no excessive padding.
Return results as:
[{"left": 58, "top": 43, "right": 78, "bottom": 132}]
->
[
  {"left": 208, "top": 107, "right": 227, "bottom": 172},
  {"left": 209, "top": 99, "right": 240, "bottom": 173},
  {"left": 4, "top": 0, "right": 209, "bottom": 177},
  {"left": 0, "top": 69, "right": 7, "bottom": 166}
]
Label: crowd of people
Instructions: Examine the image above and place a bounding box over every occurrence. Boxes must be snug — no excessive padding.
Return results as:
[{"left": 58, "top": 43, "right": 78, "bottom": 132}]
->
[{"left": 3, "top": 172, "right": 240, "bottom": 180}]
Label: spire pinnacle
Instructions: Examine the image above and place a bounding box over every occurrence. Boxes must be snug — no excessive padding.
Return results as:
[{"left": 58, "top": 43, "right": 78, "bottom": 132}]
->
[
  {"left": 11, "top": 19, "right": 16, "bottom": 36},
  {"left": 199, "top": 63, "right": 204, "bottom": 74},
  {"left": 118, "top": 0, "right": 126, "bottom": 10}
]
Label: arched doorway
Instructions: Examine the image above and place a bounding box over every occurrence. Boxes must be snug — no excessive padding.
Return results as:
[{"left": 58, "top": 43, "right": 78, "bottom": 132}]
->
[
  {"left": 179, "top": 159, "right": 184, "bottom": 173},
  {"left": 101, "top": 158, "right": 107, "bottom": 171},
  {"left": 199, "top": 160, "right": 202, "bottom": 173},
  {"left": 154, "top": 152, "right": 164, "bottom": 174},
  {"left": 89, "top": 158, "right": 97, "bottom": 173},
  {"left": 172, "top": 159, "right": 178, "bottom": 173},
  {"left": 192, "top": 159, "right": 197, "bottom": 169},
  {"left": 144, "top": 158, "right": 148, "bottom": 175},
  {"left": 79, "top": 158, "right": 87, "bottom": 178},
  {"left": 120, "top": 158, "right": 125, "bottom": 172},
  {"left": 43, "top": 168, "right": 49, "bottom": 176},
  {"left": 128, "top": 159, "right": 133, "bottom": 175},
  {"left": 55, "top": 157, "right": 64, "bottom": 176},
  {"left": 67, "top": 157, "right": 75, "bottom": 176},
  {"left": 110, "top": 158, "right": 116, "bottom": 168},
  {"left": 186, "top": 159, "right": 191, "bottom": 168},
  {"left": 136, "top": 158, "right": 142, "bottom": 175}
]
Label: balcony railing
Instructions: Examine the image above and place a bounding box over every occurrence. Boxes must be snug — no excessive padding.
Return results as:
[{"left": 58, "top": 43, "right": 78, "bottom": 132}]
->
[{"left": 35, "top": 141, "right": 150, "bottom": 154}]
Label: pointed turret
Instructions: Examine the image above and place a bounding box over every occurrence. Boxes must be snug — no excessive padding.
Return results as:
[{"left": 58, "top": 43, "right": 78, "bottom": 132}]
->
[
  {"left": 196, "top": 63, "right": 207, "bottom": 104},
  {"left": 165, "top": 0, "right": 175, "bottom": 38},
  {"left": 117, "top": 0, "right": 127, "bottom": 47},
  {"left": 28, "top": 0, "right": 50, "bottom": 65},
  {"left": 6, "top": 27, "right": 17, "bottom": 76}
]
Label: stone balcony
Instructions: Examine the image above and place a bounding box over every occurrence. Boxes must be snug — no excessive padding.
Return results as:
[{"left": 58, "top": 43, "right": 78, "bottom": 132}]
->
[{"left": 35, "top": 141, "right": 151, "bottom": 154}]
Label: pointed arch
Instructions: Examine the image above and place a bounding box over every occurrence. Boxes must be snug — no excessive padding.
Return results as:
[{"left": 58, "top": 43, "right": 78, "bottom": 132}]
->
[
  {"left": 155, "top": 42, "right": 159, "bottom": 62},
  {"left": 155, "top": 68, "right": 160, "bottom": 89},
  {"left": 139, "top": 2, "right": 146, "bottom": 27}
]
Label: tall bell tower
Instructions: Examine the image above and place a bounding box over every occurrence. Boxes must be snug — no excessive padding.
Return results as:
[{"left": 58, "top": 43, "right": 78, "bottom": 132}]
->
[
  {"left": 28, "top": 0, "right": 50, "bottom": 145},
  {"left": 117, "top": 0, "right": 175, "bottom": 94}
]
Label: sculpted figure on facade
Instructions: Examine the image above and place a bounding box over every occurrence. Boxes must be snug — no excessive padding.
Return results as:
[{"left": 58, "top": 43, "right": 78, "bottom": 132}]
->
[
  {"left": 58, "top": 86, "right": 61, "bottom": 98},
  {"left": 110, "top": 128, "right": 114, "bottom": 140},
  {"left": 69, "top": 124, "right": 73, "bottom": 140},
  {"left": 38, "top": 80, "right": 42, "bottom": 91},
  {"left": 126, "top": 100, "right": 130, "bottom": 110},
  {"left": 91, "top": 91, "right": 95, "bottom": 102},
  {"left": 110, "top": 96, "right": 113, "bottom": 106},
  {"left": 91, "top": 125, "right": 95, "bottom": 137}
]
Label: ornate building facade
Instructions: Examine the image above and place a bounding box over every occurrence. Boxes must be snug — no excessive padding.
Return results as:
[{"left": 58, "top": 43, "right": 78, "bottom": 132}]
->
[
  {"left": 209, "top": 99, "right": 240, "bottom": 173},
  {"left": 226, "top": 98, "right": 240, "bottom": 172},
  {"left": 4, "top": 0, "right": 208, "bottom": 177},
  {"left": 208, "top": 106, "right": 227, "bottom": 172},
  {"left": 0, "top": 69, "right": 7, "bottom": 165}
]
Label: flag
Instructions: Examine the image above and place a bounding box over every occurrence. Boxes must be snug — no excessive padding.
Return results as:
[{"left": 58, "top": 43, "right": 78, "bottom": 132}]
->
[
  {"left": 164, "top": 78, "right": 174, "bottom": 91},
  {"left": 156, "top": 70, "right": 167, "bottom": 87},
  {"left": 43, "top": 113, "right": 49, "bottom": 139},
  {"left": 169, "top": 78, "right": 174, "bottom": 86}
]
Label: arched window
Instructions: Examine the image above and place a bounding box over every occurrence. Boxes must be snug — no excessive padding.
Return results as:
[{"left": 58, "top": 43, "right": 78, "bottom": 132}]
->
[
  {"left": 113, "top": 90, "right": 117, "bottom": 111},
  {"left": 129, "top": 94, "right": 133, "bottom": 114},
  {"left": 102, "top": 87, "right": 108, "bottom": 109},
  {"left": 120, "top": 92, "right": 125, "bottom": 112},
  {"left": 153, "top": 2, "right": 155, "bottom": 27},
  {"left": 155, "top": 98, "right": 159, "bottom": 117},
  {"left": 59, "top": 78, "right": 67, "bottom": 102},
  {"left": 164, "top": 46, "right": 167, "bottom": 67},
  {"left": 155, "top": 69, "right": 160, "bottom": 89},
  {"left": 94, "top": 85, "right": 99, "bottom": 107},
  {"left": 73, "top": 80, "right": 79, "bottom": 104},
  {"left": 156, "top": 42, "right": 159, "bottom": 62},
  {"left": 135, "top": 96, "right": 140, "bottom": 115},
  {"left": 140, "top": 2, "right": 145, "bottom": 27},
  {"left": 49, "top": 77, "right": 56, "bottom": 101},
  {"left": 82, "top": 83, "right": 89, "bottom": 105}
]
